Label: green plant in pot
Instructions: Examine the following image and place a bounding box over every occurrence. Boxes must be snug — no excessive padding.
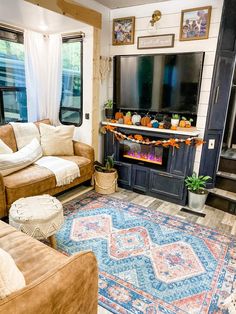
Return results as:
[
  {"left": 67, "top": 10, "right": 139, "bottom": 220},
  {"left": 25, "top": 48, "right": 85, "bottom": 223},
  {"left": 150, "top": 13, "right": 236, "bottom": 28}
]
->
[
  {"left": 185, "top": 172, "right": 211, "bottom": 212},
  {"left": 104, "top": 99, "right": 113, "bottom": 119},
  {"left": 171, "top": 114, "right": 180, "bottom": 127},
  {"left": 94, "top": 155, "right": 118, "bottom": 195}
]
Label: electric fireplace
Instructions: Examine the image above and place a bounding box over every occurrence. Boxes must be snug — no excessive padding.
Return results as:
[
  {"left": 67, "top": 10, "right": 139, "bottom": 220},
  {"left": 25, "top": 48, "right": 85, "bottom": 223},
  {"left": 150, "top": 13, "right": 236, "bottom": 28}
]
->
[{"left": 118, "top": 139, "right": 168, "bottom": 169}]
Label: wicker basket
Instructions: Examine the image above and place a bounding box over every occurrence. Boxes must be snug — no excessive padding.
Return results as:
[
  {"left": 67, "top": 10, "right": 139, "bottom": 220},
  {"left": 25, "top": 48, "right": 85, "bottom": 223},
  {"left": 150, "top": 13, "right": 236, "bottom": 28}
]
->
[{"left": 94, "top": 169, "right": 118, "bottom": 194}]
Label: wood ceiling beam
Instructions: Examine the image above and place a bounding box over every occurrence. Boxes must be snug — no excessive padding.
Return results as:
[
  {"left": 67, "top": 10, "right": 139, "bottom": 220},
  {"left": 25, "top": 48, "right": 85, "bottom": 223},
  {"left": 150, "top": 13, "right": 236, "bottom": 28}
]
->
[{"left": 24, "top": 0, "right": 102, "bottom": 29}]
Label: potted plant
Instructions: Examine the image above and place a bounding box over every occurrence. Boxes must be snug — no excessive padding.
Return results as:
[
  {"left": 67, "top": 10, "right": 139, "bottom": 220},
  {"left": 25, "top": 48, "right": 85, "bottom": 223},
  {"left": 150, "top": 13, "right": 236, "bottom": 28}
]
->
[
  {"left": 94, "top": 155, "right": 118, "bottom": 194},
  {"left": 171, "top": 114, "right": 180, "bottom": 127},
  {"left": 104, "top": 99, "right": 113, "bottom": 119},
  {"left": 185, "top": 172, "right": 211, "bottom": 211}
]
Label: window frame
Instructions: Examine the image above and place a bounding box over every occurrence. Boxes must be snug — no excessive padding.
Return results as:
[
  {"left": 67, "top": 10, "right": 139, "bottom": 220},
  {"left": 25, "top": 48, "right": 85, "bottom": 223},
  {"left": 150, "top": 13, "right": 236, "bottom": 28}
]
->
[
  {"left": 0, "top": 25, "right": 26, "bottom": 125},
  {"left": 59, "top": 35, "right": 83, "bottom": 127}
]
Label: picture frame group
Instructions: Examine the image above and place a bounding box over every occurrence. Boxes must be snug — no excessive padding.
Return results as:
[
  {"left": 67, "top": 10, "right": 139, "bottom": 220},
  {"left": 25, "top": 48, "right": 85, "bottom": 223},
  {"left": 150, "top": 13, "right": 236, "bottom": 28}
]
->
[{"left": 112, "top": 6, "right": 212, "bottom": 47}]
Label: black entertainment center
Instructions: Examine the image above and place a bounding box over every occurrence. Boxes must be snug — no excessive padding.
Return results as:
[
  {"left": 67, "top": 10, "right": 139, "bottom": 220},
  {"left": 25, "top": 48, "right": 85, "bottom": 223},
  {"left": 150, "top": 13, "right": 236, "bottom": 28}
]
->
[
  {"left": 103, "top": 123, "right": 198, "bottom": 205},
  {"left": 103, "top": 51, "right": 204, "bottom": 205}
]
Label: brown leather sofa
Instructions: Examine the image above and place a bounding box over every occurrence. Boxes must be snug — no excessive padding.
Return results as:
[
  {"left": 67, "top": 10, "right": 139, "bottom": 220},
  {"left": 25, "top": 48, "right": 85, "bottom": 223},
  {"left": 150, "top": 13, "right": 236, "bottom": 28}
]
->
[
  {"left": 0, "top": 119, "right": 94, "bottom": 218},
  {"left": 0, "top": 220, "right": 98, "bottom": 314}
]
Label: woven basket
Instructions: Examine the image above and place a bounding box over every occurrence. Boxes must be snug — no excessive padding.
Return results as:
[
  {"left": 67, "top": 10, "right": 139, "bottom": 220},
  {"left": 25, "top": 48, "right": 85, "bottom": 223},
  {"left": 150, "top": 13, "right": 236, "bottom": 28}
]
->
[{"left": 94, "top": 169, "right": 118, "bottom": 195}]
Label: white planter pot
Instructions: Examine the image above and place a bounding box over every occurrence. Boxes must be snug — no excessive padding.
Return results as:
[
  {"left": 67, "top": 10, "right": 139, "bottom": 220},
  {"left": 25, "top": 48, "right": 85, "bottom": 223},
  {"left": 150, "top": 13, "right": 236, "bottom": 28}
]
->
[
  {"left": 171, "top": 118, "right": 179, "bottom": 127},
  {"left": 188, "top": 190, "right": 208, "bottom": 212}
]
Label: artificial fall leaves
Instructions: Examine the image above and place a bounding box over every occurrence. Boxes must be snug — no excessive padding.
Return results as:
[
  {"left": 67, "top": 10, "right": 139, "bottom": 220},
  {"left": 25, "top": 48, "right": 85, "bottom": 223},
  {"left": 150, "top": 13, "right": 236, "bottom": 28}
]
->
[{"left": 101, "top": 125, "right": 205, "bottom": 149}]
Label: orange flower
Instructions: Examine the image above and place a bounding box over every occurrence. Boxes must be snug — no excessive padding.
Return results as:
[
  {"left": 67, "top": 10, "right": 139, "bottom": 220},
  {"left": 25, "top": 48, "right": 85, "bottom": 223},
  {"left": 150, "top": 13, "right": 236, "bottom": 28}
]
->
[
  {"left": 105, "top": 125, "right": 116, "bottom": 131},
  {"left": 134, "top": 134, "right": 143, "bottom": 141},
  {"left": 185, "top": 139, "right": 192, "bottom": 146},
  {"left": 195, "top": 139, "right": 206, "bottom": 146},
  {"left": 155, "top": 141, "right": 162, "bottom": 146},
  {"left": 168, "top": 138, "right": 180, "bottom": 148}
]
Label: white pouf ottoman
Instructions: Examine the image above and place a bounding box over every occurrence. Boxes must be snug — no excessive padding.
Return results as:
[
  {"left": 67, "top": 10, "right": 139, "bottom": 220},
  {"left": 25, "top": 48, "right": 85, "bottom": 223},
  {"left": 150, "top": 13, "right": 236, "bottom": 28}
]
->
[{"left": 9, "top": 195, "right": 64, "bottom": 249}]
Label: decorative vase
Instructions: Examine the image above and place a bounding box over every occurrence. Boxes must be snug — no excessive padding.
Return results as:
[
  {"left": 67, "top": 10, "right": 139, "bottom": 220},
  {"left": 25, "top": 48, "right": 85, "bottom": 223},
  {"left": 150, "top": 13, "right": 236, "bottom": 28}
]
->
[
  {"left": 105, "top": 108, "right": 113, "bottom": 119},
  {"left": 171, "top": 118, "right": 180, "bottom": 127},
  {"left": 188, "top": 190, "right": 208, "bottom": 212}
]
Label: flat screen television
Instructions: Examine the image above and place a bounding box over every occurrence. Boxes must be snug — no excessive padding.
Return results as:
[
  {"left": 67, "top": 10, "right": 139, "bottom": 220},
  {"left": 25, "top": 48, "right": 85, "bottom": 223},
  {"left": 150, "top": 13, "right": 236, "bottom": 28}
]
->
[{"left": 113, "top": 52, "right": 204, "bottom": 115}]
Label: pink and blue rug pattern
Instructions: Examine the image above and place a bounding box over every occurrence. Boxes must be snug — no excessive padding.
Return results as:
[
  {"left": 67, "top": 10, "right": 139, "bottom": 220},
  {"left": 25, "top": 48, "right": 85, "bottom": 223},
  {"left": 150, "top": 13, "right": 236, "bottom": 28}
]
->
[{"left": 56, "top": 192, "right": 236, "bottom": 314}]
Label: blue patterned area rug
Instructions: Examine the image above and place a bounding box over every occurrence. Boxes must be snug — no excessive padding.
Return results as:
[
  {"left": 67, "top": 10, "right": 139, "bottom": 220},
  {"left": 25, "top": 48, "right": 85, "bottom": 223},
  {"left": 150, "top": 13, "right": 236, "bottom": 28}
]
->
[{"left": 56, "top": 191, "right": 236, "bottom": 314}]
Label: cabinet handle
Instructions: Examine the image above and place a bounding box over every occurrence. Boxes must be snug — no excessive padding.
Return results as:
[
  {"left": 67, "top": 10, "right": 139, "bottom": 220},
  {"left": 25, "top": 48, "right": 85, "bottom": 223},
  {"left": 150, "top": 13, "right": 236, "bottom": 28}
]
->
[
  {"left": 158, "top": 172, "right": 173, "bottom": 178},
  {"left": 214, "top": 86, "right": 220, "bottom": 104}
]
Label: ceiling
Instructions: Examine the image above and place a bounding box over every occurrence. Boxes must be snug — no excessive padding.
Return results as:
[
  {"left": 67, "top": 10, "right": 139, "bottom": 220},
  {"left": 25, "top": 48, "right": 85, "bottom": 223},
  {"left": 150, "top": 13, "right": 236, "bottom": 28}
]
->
[
  {"left": 95, "top": 0, "right": 169, "bottom": 9},
  {"left": 0, "top": 0, "right": 87, "bottom": 34}
]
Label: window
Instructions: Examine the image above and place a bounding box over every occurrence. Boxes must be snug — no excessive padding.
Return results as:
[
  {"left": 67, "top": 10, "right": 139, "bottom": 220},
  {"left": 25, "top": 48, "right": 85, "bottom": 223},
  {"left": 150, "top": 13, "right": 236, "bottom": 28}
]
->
[
  {"left": 0, "top": 27, "right": 27, "bottom": 124},
  {"left": 60, "top": 36, "right": 83, "bottom": 126}
]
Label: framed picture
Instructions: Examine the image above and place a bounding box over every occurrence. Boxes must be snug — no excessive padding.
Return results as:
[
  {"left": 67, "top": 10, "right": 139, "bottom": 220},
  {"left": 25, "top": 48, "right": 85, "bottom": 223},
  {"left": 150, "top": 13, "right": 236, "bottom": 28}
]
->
[
  {"left": 137, "top": 34, "right": 175, "bottom": 49},
  {"left": 112, "top": 16, "right": 135, "bottom": 45},
  {"left": 180, "top": 6, "right": 212, "bottom": 41}
]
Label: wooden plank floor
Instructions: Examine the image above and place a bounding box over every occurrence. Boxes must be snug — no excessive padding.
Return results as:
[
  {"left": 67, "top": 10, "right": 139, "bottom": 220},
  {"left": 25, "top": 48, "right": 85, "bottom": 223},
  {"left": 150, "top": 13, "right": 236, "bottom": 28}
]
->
[{"left": 58, "top": 185, "right": 236, "bottom": 314}]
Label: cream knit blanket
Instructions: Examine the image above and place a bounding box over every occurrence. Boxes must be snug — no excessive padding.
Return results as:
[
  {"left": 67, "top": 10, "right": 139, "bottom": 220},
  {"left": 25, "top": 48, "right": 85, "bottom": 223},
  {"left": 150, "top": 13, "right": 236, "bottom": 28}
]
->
[{"left": 35, "top": 156, "right": 80, "bottom": 187}]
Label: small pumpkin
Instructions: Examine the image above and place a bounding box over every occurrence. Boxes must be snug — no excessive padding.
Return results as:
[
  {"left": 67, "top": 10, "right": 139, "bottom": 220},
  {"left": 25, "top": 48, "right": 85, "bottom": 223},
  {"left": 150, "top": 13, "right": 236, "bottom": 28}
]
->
[
  {"left": 147, "top": 122, "right": 152, "bottom": 128},
  {"left": 124, "top": 112, "right": 132, "bottom": 125},
  {"left": 185, "top": 118, "right": 193, "bottom": 128},
  {"left": 171, "top": 125, "right": 177, "bottom": 130},
  {"left": 131, "top": 112, "right": 141, "bottom": 125},
  {"left": 124, "top": 116, "right": 132, "bottom": 124},
  {"left": 115, "top": 111, "right": 124, "bottom": 120},
  {"left": 179, "top": 117, "right": 187, "bottom": 128},
  {"left": 141, "top": 114, "right": 151, "bottom": 126},
  {"left": 151, "top": 119, "right": 159, "bottom": 128},
  {"left": 118, "top": 118, "right": 124, "bottom": 124}
]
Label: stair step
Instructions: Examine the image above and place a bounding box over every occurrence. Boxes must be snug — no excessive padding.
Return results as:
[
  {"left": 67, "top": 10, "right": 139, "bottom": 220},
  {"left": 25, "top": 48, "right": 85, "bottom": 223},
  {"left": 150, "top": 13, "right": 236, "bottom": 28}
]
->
[
  {"left": 216, "top": 171, "right": 236, "bottom": 193},
  {"left": 206, "top": 188, "right": 236, "bottom": 214},
  {"left": 219, "top": 155, "right": 236, "bottom": 174},
  {"left": 217, "top": 171, "right": 236, "bottom": 180},
  {"left": 209, "top": 188, "right": 236, "bottom": 202}
]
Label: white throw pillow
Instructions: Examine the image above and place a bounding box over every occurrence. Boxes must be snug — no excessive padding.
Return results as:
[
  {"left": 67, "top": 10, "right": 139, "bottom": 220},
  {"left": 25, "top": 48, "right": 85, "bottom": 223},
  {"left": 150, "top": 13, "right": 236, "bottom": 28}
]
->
[
  {"left": 0, "top": 248, "right": 26, "bottom": 299},
  {"left": 39, "top": 123, "right": 75, "bottom": 156},
  {"left": 0, "top": 139, "right": 13, "bottom": 154},
  {"left": 10, "top": 122, "right": 40, "bottom": 150},
  {"left": 0, "top": 138, "right": 42, "bottom": 176}
]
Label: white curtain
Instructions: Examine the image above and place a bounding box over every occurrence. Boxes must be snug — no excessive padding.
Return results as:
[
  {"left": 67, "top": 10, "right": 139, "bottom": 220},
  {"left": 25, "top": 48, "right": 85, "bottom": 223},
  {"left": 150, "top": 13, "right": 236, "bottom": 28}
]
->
[{"left": 24, "top": 30, "right": 62, "bottom": 125}]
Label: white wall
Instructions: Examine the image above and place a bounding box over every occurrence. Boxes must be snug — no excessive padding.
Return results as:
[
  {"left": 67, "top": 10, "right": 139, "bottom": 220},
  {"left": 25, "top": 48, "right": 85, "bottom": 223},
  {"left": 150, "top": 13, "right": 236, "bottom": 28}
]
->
[
  {"left": 73, "top": 0, "right": 111, "bottom": 160},
  {"left": 109, "top": 0, "right": 224, "bottom": 173}
]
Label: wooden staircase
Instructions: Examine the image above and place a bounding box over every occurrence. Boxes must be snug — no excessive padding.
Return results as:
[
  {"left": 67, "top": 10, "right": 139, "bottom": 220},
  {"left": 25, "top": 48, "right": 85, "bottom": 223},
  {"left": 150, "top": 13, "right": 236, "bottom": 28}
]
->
[{"left": 206, "top": 150, "right": 236, "bottom": 214}]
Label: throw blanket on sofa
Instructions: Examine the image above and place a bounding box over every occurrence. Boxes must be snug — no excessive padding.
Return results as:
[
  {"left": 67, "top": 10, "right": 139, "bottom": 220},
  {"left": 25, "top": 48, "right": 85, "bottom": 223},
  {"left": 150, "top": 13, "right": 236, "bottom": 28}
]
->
[
  {"left": 35, "top": 157, "right": 80, "bottom": 187},
  {"left": 10, "top": 122, "right": 40, "bottom": 150}
]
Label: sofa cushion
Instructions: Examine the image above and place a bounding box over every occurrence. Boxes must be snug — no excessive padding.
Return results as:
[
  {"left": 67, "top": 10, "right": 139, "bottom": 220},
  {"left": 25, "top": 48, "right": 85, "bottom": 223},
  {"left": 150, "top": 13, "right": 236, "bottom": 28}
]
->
[
  {"left": 0, "top": 247, "right": 26, "bottom": 299},
  {"left": 0, "top": 221, "right": 67, "bottom": 285},
  {"left": 0, "top": 125, "right": 17, "bottom": 153},
  {"left": 39, "top": 124, "right": 75, "bottom": 156},
  {"left": 4, "top": 156, "right": 91, "bottom": 205},
  {"left": 0, "top": 140, "right": 13, "bottom": 154},
  {"left": 10, "top": 123, "right": 40, "bottom": 150},
  {"left": 0, "top": 139, "right": 42, "bottom": 177}
]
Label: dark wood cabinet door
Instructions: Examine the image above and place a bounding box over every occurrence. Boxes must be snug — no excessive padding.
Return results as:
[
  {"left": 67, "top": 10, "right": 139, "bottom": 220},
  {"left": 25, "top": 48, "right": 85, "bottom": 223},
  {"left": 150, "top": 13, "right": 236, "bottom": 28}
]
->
[
  {"left": 104, "top": 132, "right": 116, "bottom": 160},
  {"left": 207, "top": 52, "right": 236, "bottom": 130},
  {"left": 115, "top": 161, "right": 132, "bottom": 188},
  {"left": 132, "top": 165, "right": 149, "bottom": 193},
  {"left": 218, "top": 0, "right": 236, "bottom": 52},
  {"left": 149, "top": 170, "right": 185, "bottom": 200},
  {"left": 169, "top": 144, "right": 191, "bottom": 177}
]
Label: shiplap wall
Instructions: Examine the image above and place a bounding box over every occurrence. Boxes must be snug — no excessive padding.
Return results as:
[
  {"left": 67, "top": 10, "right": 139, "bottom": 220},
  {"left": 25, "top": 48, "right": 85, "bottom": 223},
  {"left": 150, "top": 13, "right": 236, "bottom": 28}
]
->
[{"left": 109, "top": 0, "right": 224, "bottom": 173}]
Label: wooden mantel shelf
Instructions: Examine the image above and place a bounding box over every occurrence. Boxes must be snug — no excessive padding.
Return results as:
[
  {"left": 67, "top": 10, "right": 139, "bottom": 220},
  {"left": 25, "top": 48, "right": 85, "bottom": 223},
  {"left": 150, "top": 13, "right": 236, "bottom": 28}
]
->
[{"left": 101, "top": 121, "right": 200, "bottom": 137}]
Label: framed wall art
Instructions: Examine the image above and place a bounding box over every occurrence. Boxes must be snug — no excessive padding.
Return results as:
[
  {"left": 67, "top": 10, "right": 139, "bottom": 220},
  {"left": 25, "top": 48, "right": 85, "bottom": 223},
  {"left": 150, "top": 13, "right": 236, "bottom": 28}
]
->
[
  {"left": 137, "top": 34, "right": 175, "bottom": 49},
  {"left": 112, "top": 16, "right": 135, "bottom": 45},
  {"left": 180, "top": 6, "right": 212, "bottom": 41}
]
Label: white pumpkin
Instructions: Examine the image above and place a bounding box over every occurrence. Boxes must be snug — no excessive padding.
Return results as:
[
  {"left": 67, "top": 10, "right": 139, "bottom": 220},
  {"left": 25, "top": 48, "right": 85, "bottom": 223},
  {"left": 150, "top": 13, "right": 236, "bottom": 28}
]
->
[{"left": 131, "top": 113, "right": 141, "bottom": 125}]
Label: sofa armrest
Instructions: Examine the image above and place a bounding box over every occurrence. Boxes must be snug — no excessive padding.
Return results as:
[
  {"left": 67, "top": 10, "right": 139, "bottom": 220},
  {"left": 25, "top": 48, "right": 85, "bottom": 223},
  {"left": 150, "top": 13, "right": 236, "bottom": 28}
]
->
[
  {"left": 0, "top": 251, "right": 98, "bottom": 314},
  {"left": 73, "top": 141, "right": 94, "bottom": 163},
  {"left": 0, "top": 173, "right": 6, "bottom": 218}
]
